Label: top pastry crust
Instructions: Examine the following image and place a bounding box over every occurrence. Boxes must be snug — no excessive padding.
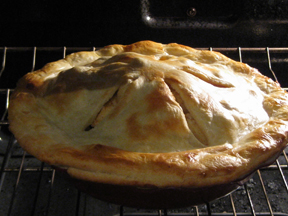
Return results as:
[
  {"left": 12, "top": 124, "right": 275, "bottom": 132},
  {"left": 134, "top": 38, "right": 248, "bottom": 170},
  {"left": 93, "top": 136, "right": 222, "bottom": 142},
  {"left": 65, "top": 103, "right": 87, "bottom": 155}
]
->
[{"left": 8, "top": 41, "right": 288, "bottom": 188}]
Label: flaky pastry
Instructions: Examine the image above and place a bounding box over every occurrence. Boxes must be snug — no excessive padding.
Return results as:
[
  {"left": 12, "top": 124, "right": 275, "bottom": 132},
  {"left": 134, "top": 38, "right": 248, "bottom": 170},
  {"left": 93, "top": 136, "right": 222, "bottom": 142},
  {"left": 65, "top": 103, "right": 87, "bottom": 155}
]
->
[{"left": 8, "top": 41, "right": 288, "bottom": 208}]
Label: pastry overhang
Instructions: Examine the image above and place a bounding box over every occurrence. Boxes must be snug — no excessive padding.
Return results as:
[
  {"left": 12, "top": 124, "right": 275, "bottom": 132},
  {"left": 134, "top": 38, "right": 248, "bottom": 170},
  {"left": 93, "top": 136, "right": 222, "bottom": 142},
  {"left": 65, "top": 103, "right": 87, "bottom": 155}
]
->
[{"left": 8, "top": 41, "right": 288, "bottom": 189}]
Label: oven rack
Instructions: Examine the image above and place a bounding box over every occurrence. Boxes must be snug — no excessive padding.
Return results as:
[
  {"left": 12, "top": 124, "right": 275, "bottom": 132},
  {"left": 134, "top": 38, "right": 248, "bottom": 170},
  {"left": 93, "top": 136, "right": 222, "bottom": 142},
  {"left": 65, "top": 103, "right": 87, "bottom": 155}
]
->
[{"left": 0, "top": 46, "right": 288, "bottom": 216}]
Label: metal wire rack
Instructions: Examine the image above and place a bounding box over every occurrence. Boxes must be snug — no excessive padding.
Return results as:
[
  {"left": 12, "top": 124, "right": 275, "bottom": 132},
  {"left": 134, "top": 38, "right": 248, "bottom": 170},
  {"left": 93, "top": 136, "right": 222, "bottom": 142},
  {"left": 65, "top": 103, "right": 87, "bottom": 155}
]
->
[{"left": 0, "top": 46, "right": 287, "bottom": 216}]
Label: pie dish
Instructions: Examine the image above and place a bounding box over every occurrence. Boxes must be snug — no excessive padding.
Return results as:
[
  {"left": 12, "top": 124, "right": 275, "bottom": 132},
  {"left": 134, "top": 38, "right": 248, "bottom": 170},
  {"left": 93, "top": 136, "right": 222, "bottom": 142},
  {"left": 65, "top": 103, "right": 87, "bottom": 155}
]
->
[{"left": 8, "top": 41, "right": 288, "bottom": 208}]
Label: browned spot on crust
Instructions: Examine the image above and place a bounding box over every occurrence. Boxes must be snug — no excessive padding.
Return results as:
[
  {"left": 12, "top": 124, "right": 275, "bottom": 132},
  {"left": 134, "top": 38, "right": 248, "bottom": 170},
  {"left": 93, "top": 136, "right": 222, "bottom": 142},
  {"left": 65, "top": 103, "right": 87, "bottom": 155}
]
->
[
  {"left": 57, "top": 144, "right": 139, "bottom": 167},
  {"left": 126, "top": 110, "right": 189, "bottom": 142},
  {"left": 126, "top": 113, "right": 147, "bottom": 141},
  {"left": 125, "top": 112, "right": 182, "bottom": 141},
  {"left": 167, "top": 43, "right": 196, "bottom": 53},
  {"left": 124, "top": 41, "right": 164, "bottom": 55},
  {"left": 146, "top": 87, "right": 172, "bottom": 113},
  {"left": 141, "top": 69, "right": 164, "bottom": 81}
]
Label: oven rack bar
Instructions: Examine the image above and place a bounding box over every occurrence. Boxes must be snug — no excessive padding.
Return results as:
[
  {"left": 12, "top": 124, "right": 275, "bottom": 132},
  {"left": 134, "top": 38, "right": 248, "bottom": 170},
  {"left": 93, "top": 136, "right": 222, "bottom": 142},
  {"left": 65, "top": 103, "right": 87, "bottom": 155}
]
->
[
  {"left": 1, "top": 46, "right": 288, "bottom": 52},
  {"left": 0, "top": 46, "right": 288, "bottom": 216}
]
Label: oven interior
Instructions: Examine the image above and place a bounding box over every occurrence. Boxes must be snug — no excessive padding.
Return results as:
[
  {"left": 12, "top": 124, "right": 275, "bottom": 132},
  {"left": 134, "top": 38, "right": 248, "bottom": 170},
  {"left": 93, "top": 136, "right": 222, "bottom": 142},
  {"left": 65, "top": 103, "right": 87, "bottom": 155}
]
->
[
  {"left": 1, "top": 1, "right": 288, "bottom": 215},
  {"left": 1, "top": 0, "right": 288, "bottom": 48}
]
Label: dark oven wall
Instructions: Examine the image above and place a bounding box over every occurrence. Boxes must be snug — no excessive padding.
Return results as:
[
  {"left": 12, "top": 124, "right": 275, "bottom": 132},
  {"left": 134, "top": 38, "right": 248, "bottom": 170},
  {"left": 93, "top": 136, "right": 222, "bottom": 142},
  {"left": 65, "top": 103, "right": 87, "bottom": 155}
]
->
[{"left": 1, "top": 0, "right": 288, "bottom": 48}]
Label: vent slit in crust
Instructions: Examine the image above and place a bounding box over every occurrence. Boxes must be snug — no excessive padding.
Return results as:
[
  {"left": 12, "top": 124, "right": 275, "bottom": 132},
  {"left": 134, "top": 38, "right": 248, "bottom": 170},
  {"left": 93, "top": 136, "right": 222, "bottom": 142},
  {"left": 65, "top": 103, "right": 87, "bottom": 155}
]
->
[
  {"left": 181, "top": 66, "right": 234, "bottom": 88},
  {"left": 166, "top": 82, "right": 209, "bottom": 146},
  {"left": 85, "top": 88, "right": 120, "bottom": 131}
]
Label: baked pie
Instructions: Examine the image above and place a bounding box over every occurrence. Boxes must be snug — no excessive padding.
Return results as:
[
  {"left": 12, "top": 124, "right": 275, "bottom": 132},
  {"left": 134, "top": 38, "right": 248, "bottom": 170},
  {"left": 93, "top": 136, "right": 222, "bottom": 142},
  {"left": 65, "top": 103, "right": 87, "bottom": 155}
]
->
[{"left": 8, "top": 41, "right": 288, "bottom": 208}]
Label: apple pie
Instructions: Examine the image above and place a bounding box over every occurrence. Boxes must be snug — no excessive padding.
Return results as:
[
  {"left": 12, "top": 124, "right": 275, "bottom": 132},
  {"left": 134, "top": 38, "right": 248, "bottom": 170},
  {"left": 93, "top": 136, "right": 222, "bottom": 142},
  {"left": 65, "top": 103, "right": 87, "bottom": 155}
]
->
[{"left": 8, "top": 41, "right": 288, "bottom": 208}]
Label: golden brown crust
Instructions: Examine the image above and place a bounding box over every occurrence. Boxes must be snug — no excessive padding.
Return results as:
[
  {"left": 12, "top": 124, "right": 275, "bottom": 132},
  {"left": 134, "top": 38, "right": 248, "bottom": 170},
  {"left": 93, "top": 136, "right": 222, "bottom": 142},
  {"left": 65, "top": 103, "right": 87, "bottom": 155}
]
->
[{"left": 8, "top": 41, "right": 288, "bottom": 189}]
